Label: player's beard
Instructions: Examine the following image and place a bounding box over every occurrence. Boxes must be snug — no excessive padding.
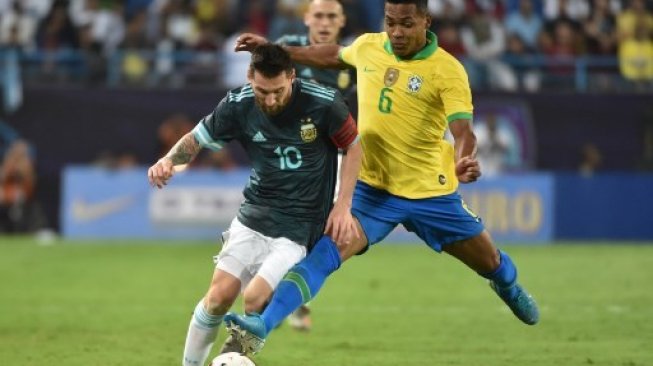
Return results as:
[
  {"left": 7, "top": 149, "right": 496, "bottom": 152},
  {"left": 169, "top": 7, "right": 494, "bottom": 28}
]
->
[
  {"left": 256, "top": 99, "right": 285, "bottom": 116},
  {"left": 255, "top": 89, "right": 292, "bottom": 116}
]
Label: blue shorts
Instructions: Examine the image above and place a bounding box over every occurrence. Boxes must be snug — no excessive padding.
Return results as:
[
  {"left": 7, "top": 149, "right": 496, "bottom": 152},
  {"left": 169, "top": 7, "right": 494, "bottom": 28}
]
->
[{"left": 351, "top": 181, "right": 485, "bottom": 253}]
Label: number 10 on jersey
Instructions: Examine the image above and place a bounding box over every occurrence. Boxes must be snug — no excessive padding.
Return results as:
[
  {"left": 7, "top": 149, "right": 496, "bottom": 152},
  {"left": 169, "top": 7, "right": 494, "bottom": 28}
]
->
[{"left": 274, "top": 146, "right": 302, "bottom": 170}]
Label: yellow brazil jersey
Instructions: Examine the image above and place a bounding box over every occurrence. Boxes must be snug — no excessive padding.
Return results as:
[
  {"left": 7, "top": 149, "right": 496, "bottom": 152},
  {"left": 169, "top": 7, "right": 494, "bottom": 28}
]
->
[{"left": 339, "top": 31, "right": 473, "bottom": 199}]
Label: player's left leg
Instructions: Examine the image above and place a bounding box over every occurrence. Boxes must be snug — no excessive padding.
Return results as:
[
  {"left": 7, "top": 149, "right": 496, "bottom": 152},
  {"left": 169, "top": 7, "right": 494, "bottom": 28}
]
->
[
  {"left": 405, "top": 192, "right": 539, "bottom": 325},
  {"left": 443, "top": 231, "right": 539, "bottom": 325}
]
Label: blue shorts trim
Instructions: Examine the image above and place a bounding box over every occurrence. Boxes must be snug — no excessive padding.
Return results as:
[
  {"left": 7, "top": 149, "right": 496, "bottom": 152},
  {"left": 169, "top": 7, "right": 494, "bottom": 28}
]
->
[{"left": 351, "top": 181, "right": 484, "bottom": 253}]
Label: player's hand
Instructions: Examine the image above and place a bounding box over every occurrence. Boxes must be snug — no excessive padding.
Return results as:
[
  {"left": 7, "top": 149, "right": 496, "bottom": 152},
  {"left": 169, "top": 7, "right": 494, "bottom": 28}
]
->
[
  {"left": 456, "top": 156, "right": 481, "bottom": 183},
  {"left": 325, "top": 201, "right": 360, "bottom": 247},
  {"left": 235, "top": 33, "right": 269, "bottom": 52},
  {"left": 148, "top": 157, "right": 175, "bottom": 189}
]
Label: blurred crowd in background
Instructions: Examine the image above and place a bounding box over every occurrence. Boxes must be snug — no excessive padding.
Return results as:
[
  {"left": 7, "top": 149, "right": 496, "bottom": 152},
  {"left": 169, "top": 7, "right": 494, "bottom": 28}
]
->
[
  {"left": 0, "top": 0, "right": 652, "bottom": 91},
  {"left": 1, "top": 0, "right": 653, "bottom": 235}
]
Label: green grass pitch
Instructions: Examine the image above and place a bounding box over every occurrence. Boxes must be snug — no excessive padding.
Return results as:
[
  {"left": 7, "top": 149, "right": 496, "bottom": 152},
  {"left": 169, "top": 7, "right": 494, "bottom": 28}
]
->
[{"left": 1, "top": 238, "right": 652, "bottom": 366}]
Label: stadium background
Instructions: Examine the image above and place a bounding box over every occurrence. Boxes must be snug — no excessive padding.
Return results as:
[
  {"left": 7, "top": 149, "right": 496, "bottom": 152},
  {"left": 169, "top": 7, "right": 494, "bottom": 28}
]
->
[{"left": 1, "top": 1, "right": 653, "bottom": 365}]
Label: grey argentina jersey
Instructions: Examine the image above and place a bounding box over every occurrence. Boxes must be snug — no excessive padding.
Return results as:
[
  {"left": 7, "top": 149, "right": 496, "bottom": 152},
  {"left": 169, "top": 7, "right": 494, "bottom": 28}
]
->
[{"left": 192, "top": 79, "right": 357, "bottom": 248}]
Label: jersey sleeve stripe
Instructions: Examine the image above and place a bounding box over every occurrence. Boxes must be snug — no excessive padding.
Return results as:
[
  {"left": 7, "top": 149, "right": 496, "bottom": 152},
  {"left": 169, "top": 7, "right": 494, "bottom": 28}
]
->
[
  {"left": 301, "top": 89, "right": 335, "bottom": 101},
  {"left": 229, "top": 94, "right": 254, "bottom": 102},
  {"left": 228, "top": 92, "right": 254, "bottom": 102},
  {"left": 301, "top": 83, "right": 336, "bottom": 97},
  {"left": 192, "top": 124, "right": 224, "bottom": 151},
  {"left": 446, "top": 112, "right": 473, "bottom": 123},
  {"left": 301, "top": 82, "right": 336, "bottom": 94},
  {"left": 228, "top": 86, "right": 254, "bottom": 102},
  {"left": 204, "top": 141, "right": 224, "bottom": 151}
]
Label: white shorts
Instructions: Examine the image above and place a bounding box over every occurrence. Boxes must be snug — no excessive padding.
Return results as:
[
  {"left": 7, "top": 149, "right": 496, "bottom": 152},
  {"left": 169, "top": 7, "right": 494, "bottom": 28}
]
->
[{"left": 214, "top": 218, "right": 306, "bottom": 291}]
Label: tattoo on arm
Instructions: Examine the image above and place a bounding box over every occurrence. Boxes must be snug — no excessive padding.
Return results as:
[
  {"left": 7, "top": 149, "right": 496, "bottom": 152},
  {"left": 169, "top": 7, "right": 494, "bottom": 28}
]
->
[{"left": 165, "top": 133, "right": 201, "bottom": 165}]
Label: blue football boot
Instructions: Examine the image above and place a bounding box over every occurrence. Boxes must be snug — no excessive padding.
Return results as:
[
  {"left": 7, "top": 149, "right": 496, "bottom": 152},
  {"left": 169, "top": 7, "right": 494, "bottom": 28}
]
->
[
  {"left": 490, "top": 282, "right": 540, "bottom": 325},
  {"left": 224, "top": 312, "right": 267, "bottom": 354}
]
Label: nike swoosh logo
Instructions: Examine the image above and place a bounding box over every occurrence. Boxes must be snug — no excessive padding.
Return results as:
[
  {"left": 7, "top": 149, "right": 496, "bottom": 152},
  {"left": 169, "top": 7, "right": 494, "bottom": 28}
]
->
[
  {"left": 363, "top": 66, "right": 376, "bottom": 72},
  {"left": 71, "top": 195, "right": 135, "bottom": 222}
]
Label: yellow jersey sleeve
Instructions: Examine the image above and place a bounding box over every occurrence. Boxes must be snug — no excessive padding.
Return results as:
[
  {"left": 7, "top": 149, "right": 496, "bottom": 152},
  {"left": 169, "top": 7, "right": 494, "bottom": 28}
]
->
[
  {"left": 338, "top": 33, "right": 376, "bottom": 67},
  {"left": 438, "top": 60, "right": 474, "bottom": 122}
]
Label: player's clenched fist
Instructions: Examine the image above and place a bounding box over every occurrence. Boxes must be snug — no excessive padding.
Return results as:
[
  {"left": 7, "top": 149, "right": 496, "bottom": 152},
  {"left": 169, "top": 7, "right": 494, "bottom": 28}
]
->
[
  {"left": 455, "top": 156, "right": 481, "bottom": 183},
  {"left": 148, "top": 157, "right": 175, "bottom": 189}
]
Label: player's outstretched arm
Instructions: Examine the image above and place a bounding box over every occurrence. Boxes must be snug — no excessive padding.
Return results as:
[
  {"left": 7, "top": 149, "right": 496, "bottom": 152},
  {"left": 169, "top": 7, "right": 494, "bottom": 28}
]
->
[
  {"left": 235, "top": 32, "right": 346, "bottom": 69},
  {"left": 147, "top": 132, "right": 201, "bottom": 189},
  {"left": 326, "top": 140, "right": 362, "bottom": 246},
  {"left": 283, "top": 43, "right": 347, "bottom": 69},
  {"left": 450, "top": 119, "right": 481, "bottom": 183}
]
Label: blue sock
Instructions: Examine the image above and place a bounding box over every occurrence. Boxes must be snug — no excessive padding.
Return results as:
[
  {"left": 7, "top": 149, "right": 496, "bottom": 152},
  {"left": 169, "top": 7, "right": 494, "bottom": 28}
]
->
[
  {"left": 261, "top": 236, "right": 342, "bottom": 333},
  {"left": 481, "top": 250, "right": 519, "bottom": 299}
]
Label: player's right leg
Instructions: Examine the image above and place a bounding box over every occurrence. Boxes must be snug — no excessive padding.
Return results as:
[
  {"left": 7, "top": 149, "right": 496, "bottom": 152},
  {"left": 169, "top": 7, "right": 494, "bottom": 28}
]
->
[
  {"left": 183, "top": 218, "right": 266, "bottom": 365},
  {"left": 182, "top": 269, "right": 241, "bottom": 366}
]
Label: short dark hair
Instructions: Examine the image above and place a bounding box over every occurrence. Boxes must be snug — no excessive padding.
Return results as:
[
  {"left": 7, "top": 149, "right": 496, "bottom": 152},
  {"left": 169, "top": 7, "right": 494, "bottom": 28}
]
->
[
  {"left": 249, "top": 44, "right": 294, "bottom": 78},
  {"left": 385, "top": 0, "right": 428, "bottom": 14}
]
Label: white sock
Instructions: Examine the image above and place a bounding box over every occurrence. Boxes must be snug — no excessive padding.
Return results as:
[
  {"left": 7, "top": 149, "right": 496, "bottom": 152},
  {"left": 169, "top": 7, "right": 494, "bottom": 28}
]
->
[{"left": 182, "top": 299, "right": 223, "bottom": 366}]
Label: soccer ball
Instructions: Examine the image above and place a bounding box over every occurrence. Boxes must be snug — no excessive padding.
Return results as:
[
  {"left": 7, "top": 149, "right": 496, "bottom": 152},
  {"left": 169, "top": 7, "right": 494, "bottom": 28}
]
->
[{"left": 210, "top": 352, "right": 255, "bottom": 366}]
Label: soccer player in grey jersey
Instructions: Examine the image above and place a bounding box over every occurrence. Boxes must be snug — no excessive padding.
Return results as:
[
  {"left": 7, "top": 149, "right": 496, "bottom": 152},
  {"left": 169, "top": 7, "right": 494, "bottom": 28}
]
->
[{"left": 147, "top": 44, "right": 361, "bottom": 366}]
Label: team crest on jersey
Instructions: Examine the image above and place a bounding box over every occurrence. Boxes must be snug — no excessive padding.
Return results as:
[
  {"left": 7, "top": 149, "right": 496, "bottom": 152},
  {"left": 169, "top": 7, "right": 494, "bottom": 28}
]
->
[
  {"left": 384, "top": 68, "right": 400, "bottom": 87},
  {"left": 300, "top": 117, "right": 317, "bottom": 142},
  {"left": 407, "top": 74, "right": 423, "bottom": 93}
]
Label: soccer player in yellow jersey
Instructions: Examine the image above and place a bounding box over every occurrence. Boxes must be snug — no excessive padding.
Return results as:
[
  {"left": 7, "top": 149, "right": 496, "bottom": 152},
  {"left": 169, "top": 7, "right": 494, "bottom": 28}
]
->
[{"left": 224, "top": 0, "right": 539, "bottom": 354}]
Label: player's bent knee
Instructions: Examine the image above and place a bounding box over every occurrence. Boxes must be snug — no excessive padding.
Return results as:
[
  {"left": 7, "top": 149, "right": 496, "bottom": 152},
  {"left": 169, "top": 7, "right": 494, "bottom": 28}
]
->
[
  {"left": 204, "top": 288, "right": 238, "bottom": 315},
  {"left": 337, "top": 219, "right": 368, "bottom": 261},
  {"left": 339, "top": 236, "right": 367, "bottom": 261},
  {"left": 242, "top": 291, "right": 269, "bottom": 314},
  {"left": 204, "top": 298, "right": 233, "bottom": 316},
  {"left": 488, "top": 249, "right": 501, "bottom": 270},
  {"left": 243, "top": 297, "right": 267, "bottom": 315}
]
